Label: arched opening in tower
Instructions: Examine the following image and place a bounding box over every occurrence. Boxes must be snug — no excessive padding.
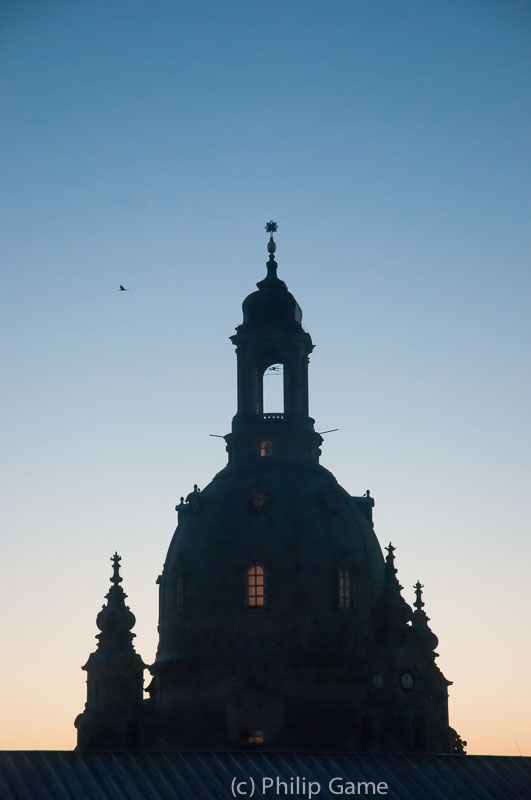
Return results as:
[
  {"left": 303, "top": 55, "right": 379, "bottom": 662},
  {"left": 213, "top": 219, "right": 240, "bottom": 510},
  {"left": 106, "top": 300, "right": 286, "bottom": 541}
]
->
[{"left": 262, "top": 363, "right": 284, "bottom": 415}]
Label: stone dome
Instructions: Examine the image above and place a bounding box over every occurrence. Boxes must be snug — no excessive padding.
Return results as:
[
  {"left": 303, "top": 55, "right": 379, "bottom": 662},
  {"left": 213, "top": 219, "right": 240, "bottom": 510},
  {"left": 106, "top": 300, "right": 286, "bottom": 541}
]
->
[
  {"left": 242, "top": 273, "right": 302, "bottom": 327},
  {"left": 96, "top": 596, "right": 135, "bottom": 636},
  {"left": 158, "top": 458, "right": 384, "bottom": 664},
  {"left": 144, "top": 227, "right": 460, "bottom": 754}
]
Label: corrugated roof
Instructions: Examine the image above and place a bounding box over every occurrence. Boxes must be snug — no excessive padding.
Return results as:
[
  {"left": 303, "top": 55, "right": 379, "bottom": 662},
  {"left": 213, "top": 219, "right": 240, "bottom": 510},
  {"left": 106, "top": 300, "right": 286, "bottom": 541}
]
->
[{"left": 0, "top": 751, "right": 528, "bottom": 800}]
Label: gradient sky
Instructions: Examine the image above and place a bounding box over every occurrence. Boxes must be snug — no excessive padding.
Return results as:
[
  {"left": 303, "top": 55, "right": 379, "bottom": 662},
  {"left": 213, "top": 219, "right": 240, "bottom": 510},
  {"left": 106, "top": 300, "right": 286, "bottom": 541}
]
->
[{"left": 1, "top": 0, "right": 529, "bottom": 755}]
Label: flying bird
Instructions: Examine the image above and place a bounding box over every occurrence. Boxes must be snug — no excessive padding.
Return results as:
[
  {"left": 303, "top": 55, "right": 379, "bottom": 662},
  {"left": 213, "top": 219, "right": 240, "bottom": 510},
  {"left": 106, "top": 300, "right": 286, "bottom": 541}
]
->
[{"left": 119, "top": 285, "right": 128, "bottom": 291}]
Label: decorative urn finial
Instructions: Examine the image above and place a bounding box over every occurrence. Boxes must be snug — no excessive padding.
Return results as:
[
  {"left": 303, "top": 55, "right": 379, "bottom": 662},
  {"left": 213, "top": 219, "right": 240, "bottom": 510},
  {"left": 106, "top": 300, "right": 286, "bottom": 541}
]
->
[
  {"left": 111, "top": 551, "right": 123, "bottom": 586},
  {"left": 385, "top": 542, "right": 397, "bottom": 571},
  {"left": 414, "top": 580, "right": 425, "bottom": 611}
]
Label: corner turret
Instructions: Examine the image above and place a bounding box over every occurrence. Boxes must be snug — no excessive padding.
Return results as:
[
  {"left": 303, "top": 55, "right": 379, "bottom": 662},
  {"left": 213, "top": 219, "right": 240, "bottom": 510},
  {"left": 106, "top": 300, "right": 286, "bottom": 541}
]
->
[{"left": 75, "top": 553, "right": 146, "bottom": 750}]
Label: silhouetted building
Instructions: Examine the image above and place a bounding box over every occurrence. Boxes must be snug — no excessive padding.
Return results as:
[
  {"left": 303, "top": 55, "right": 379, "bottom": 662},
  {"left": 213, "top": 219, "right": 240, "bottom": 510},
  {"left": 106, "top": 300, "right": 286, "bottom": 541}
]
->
[
  {"left": 75, "top": 224, "right": 464, "bottom": 754},
  {"left": 75, "top": 553, "right": 145, "bottom": 749}
]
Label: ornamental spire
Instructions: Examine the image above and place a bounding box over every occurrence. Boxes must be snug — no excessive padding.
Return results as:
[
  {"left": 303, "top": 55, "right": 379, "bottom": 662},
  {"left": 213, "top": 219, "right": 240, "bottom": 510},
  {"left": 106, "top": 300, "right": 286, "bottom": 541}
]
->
[
  {"left": 412, "top": 580, "right": 439, "bottom": 654},
  {"left": 376, "top": 542, "right": 412, "bottom": 633},
  {"left": 95, "top": 553, "right": 137, "bottom": 645},
  {"left": 76, "top": 553, "right": 146, "bottom": 749}
]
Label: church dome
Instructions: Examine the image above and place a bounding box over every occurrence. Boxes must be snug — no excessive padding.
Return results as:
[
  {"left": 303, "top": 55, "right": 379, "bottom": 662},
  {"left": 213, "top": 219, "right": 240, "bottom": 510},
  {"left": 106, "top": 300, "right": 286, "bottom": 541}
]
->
[
  {"left": 77, "top": 225, "right": 462, "bottom": 756},
  {"left": 160, "top": 460, "right": 384, "bottom": 663},
  {"left": 144, "top": 225, "right": 460, "bottom": 755},
  {"left": 96, "top": 598, "right": 135, "bottom": 636},
  {"left": 242, "top": 272, "right": 302, "bottom": 327}
]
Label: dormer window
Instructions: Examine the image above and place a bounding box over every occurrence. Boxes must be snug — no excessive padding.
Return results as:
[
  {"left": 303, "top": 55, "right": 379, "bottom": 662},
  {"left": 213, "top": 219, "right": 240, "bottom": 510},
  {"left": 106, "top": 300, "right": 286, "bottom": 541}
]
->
[
  {"left": 247, "top": 565, "right": 265, "bottom": 607},
  {"left": 260, "top": 440, "right": 274, "bottom": 457},
  {"left": 338, "top": 568, "right": 353, "bottom": 609}
]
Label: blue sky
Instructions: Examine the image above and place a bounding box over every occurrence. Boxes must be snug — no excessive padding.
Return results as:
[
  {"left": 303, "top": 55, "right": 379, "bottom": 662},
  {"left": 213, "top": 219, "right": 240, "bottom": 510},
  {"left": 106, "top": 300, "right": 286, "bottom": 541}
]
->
[{"left": 1, "top": 0, "right": 529, "bottom": 752}]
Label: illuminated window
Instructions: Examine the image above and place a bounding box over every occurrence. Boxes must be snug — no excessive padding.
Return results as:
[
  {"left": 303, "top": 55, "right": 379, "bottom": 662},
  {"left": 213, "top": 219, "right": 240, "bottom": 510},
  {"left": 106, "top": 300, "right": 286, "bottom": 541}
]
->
[
  {"left": 247, "top": 565, "right": 265, "bottom": 607},
  {"left": 338, "top": 568, "right": 353, "bottom": 609},
  {"left": 247, "top": 728, "right": 264, "bottom": 744},
  {"left": 260, "top": 440, "right": 274, "bottom": 457}
]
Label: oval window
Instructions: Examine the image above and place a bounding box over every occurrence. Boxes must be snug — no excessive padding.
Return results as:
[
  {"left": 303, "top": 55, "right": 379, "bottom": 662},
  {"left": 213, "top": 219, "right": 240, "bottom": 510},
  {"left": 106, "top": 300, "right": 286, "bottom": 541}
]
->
[
  {"left": 372, "top": 673, "right": 384, "bottom": 690},
  {"left": 401, "top": 672, "right": 415, "bottom": 690}
]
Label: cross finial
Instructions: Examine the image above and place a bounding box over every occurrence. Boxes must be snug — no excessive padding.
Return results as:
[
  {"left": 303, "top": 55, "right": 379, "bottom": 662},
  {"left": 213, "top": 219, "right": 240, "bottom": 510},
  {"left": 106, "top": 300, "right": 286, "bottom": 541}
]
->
[
  {"left": 265, "top": 220, "right": 278, "bottom": 233},
  {"left": 110, "top": 552, "right": 123, "bottom": 585}
]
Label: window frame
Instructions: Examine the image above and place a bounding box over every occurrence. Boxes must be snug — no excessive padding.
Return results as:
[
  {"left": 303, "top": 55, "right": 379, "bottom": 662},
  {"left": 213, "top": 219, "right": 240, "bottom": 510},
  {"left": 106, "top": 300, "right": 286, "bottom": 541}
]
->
[
  {"left": 337, "top": 566, "right": 354, "bottom": 610},
  {"left": 247, "top": 563, "right": 266, "bottom": 608},
  {"left": 259, "top": 439, "right": 274, "bottom": 457}
]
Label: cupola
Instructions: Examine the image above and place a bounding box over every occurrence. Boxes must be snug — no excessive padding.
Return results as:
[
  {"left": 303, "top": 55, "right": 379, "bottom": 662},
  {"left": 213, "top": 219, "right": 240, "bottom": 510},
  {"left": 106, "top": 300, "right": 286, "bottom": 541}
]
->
[{"left": 241, "top": 222, "right": 303, "bottom": 327}]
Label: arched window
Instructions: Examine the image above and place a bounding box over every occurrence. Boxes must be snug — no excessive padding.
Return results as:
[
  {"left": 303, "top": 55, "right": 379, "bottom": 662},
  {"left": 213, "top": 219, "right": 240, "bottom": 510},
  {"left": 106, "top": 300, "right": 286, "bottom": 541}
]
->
[
  {"left": 247, "top": 565, "right": 265, "bottom": 607},
  {"left": 338, "top": 568, "right": 353, "bottom": 609},
  {"left": 263, "top": 363, "right": 284, "bottom": 414}
]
